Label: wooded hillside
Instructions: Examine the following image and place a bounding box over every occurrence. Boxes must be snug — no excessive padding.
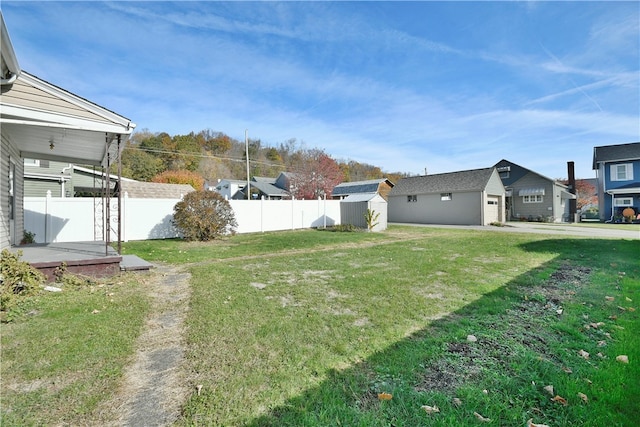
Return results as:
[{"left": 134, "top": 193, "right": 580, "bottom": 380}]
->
[{"left": 118, "top": 129, "right": 411, "bottom": 195}]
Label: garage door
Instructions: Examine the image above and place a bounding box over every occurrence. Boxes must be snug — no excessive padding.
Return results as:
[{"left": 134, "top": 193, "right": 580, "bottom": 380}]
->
[{"left": 486, "top": 197, "right": 500, "bottom": 224}]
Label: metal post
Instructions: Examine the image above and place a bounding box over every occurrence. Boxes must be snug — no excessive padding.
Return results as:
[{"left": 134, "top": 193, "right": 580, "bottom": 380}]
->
[
  {"left": 117, "top": 134, "right": 122, "bottom": 255},
  {"left": 104, "top": 134, "right": 111, "bottom": 255},
  {"left": 245, "top": 129, "right": 250, "bottom": 200}
]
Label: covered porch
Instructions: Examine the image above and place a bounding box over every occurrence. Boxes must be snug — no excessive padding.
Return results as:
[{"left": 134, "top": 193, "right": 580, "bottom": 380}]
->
[{"left": 12, "top": 241, "right": 153, "bottom": 282}]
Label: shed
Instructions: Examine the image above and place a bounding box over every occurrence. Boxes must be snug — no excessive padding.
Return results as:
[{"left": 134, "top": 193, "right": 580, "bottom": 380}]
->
[{"left": 340, "top": 193, "right": 388, "bottom": 231}]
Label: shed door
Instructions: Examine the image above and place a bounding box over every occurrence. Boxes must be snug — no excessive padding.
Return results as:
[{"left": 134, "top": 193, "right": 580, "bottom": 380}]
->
[{"left": 486, "top": 197, "right": 500, "bottom": 223}]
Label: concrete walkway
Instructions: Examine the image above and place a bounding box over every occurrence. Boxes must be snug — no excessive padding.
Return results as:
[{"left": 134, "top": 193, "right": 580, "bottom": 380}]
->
[{"left": 391, "top": 222, "right": 640, "bottom": 240}]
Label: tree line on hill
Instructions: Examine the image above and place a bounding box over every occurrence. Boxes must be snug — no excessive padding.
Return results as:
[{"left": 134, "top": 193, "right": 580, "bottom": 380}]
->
[{"left": 118, "top": 129, "right": 412, "bottom": 198}]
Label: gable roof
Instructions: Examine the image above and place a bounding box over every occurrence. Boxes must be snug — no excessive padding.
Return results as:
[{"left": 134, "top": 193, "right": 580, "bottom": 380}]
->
[
  {"left": 332, "top": 178, "right": 392, "bottom": 196},
  {"left": 248, "top": 180, "right": 289, "bottom": 197},
  {"left": 493, "top": 159, "right": 566, "bottom": 186},
  {"left": 119, "top": 181, "right": 195, "bottom": 199},
  {"left": 390, "top": 168, "right": 495, "bottom": 196},
  {"left": 592, "top": 142, "right": 640, "bottom": 169}
]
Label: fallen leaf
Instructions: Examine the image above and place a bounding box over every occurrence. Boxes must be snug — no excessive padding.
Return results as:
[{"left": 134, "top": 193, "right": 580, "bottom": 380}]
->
[
  {"left": 616, "top": 355, "right": 629, "bottom": 364},
  {"left": 527, "top": 419, "right": 550, "bottom": 427},
  {"left": 421, "top": 405, "right": 440, "bottom": 414},
  {"left": 562, "top": 366, "right": 573, "bottom": 374},
  {"left": 578, "top": 349, "right": 590, "bottom": 359},
  {"left": 597, "top": 340, "right": 607, "bottom": 347},
  {"left": 543, "top": 385, "right": 554, "bottom": 396},
  {"left": 91, "top": 309, "right": 100, "bottom": 314},
  {"left": 452, "top": 397, "right": 462, "bottom": 407},
  {"left": 589, "top": 322, "right": 600, "bottom": 329},
  {"left": 609, "top": 315, "right": 618, "bottom": 320},
  {"left": 467, "top": 334, "right": 478, "bottom": 342},
  {"left": 378, "top": 392, "right": 393, "bottom": 400},
  {"left": 628, "top": 307, "right": 636, "bottom": 312},
  {"left": 556, "top": 308, "right": 563, "bottom": 315},
  {"left": 584, "top": 378, "right": 593, "bottom": 385},
  {"left": 626, "top": 297, "right": 633, "bottom": 302},
  {"left": 551, "top": 395, "right": 568, "bottom": 406},
  {"left": 578, "top": 392, "right": 588, "bottom": 403},
  {"left": 605, "top": 296, "right": 615, "bottom": 301},
  {"left": 196, "top": 384, "right": 203, "bottom": 396},
  {"left": 617, "top": 306, "right": 627, "bottom": 311},
  {"left": 482, "top": 389, "right": 489, "bottom": 394},
  {"left": 474, "top": 412, "right": 492, "bottom": 422}
]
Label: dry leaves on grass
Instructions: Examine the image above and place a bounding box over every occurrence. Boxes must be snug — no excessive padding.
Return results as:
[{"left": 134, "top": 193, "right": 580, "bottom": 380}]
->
[
  {"left": 421, "top": 405, "right": 440, "bottom": 414},
  {"left": 527, "top": 419, "right": 550, "bottom": 427},
  {"left": 377, "top": 392, "right": 393, "bottom": 400},
  {"left": 616, "top": 355, "right": 629, "bottom": 364},
  {"left": 578, "top": 349, "right": 590, "bottom": 359},
  {"left": 474, "top": 412, "right": 492, "bottom": 422},
  {"left": 543, "top": 385, "right": 554, "bottom": 396},
  {"left": 551, "top": 395, "right": 568, "bottom": 406},
  {"left": 578, "top": 392, "right": 588, "bottom": 403}
]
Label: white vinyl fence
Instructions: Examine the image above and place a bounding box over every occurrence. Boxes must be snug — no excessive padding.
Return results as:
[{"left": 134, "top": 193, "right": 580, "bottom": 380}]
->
[{"left": 23, "top": 193, "right": 342, "bottom": 244}]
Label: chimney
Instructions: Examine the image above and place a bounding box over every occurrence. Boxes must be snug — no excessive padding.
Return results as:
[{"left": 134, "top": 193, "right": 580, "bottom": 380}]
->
[{"left": 567, "top": 161, "right": 576, "bottom": 222}]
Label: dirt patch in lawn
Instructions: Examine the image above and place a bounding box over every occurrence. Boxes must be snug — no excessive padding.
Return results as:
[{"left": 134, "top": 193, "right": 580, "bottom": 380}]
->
[
  {"left": 414, "top": 262, "right": 592, "bottom": 394},
  {"left": 92, "top": 264, "right": 192, "bottom": 426}
]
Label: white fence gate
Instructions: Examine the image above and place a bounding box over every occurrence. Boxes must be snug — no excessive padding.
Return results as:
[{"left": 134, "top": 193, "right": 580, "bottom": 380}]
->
[{"left": 23, "top": 193, "right": 342, "bottom": 244}]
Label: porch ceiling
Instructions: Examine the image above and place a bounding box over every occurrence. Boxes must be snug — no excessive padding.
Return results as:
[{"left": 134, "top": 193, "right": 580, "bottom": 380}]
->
[{"left": 1, "top": 121, "right": 125, "bottom": 166}]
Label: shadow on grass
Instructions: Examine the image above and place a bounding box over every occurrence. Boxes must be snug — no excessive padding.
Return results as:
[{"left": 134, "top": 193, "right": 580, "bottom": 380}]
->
[{"left": 245, "top": 238, "right": 639, "bottom": 427}]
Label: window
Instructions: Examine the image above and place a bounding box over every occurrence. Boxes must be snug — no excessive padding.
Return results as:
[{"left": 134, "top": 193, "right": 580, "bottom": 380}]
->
[
  {"left": 24, "top": 158, "right": 40, "bottom": 167},
  {"left": 440, "top": 193, "right": 452, "bottom": 201},
  {"left": 613, "top": 197, "right": 633, "bottom": 207},
  {"left": 611, "top": 164, "right": 633, "bottom": 181},
  {"left": 523, "top": 195, "right": 543, "bottom": 203},
  {"left": 407, "top": 195, "right": 417, "bottom": 202}
]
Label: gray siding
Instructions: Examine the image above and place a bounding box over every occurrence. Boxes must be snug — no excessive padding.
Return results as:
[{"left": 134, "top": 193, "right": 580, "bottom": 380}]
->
[
  {"left": 389, "top": 191, "right": 483, "bottom": 225},
  {"left": 1, "top": 133, "right": 24, "bottom": 248},
  {"left": 509, "top": 173, "right": 554, "bottom": 221}
]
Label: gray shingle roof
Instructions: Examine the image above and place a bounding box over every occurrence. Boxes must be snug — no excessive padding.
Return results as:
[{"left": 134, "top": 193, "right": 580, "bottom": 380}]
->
[
  {"left": 120, "top": 181, "right": 195, "bottom": 198},
  {"left": 390, "top": 168, "right": 494, "bottom": 196},
  {"left": 593, "top": 142, "right": 640, "bottom": 169},
  {"left": 249, "top": 181, "right": 289, "bottom": 196}
]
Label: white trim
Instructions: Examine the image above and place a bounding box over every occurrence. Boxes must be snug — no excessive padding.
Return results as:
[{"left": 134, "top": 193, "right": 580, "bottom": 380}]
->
[
  {"left": 1, "top": 107, "right": 134, "bottom": 135},
  {"left": 610, "top": 163, "right": 633, "bottom": 181},
  {"left": 18, "top": 72, "right": 135, "bottom": 129}
]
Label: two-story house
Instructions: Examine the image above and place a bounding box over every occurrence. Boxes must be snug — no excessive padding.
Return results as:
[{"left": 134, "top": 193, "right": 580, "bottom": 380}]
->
[
  {"left": 592, "top": 142, "right": 640, "bottom": 222},
  {"left": 494, "top": 159, "right": 576, "bottom": 222}
]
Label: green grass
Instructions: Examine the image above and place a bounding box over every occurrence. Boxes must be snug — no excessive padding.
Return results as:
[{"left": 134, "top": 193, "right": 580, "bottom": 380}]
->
[
  {"left": 0, "top": 275, "right": 150, "bottom": 425},
  {"left": 173, "top": 227, "right": 639, "bottom": 426},
  {"left": 2, "top": 226, "right": 638, "bottom": 426}
]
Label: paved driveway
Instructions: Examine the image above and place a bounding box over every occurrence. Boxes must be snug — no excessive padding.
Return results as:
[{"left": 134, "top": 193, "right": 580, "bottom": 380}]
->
[{"left": 391, "top": 222, "right": 640, "bottom": 240}]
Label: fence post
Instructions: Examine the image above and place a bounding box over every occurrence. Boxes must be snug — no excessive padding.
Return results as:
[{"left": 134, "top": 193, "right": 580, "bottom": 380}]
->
[
  {"left": 45, "top": 190, "right": 52, "bottom": 243},
  {"left": 261, "top": 196, "right": 264, "bottom": 233},
  {"left": 123, "top": 191, "right": 129, "bottom": 242}
]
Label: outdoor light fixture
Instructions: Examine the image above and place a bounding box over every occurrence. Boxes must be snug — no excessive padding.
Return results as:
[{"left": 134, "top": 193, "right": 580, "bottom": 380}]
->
[{"left": 49, "top": 138, "right": 55, "bottom": 150}]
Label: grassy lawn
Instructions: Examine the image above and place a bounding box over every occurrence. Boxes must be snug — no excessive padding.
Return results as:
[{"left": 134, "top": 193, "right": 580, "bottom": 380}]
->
[
  {"left": 2, "top": 226, "right": 638, "bottom": 426},
  {"left": 1, "top": 274, "right": 150, "bottom": 425}
]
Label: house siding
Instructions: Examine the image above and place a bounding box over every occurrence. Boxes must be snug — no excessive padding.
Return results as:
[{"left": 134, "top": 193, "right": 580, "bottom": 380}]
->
[
  {"left": 599, "top": 161, "right": 640, "bottom": 221},
  {"left": 3, "top": 77, "right": 111, "bottom": 123},
  {"left": 1, "top": 133, "right": 24, "bottom": 248},
  {"left": 389, "top": 191, "right": 483, "bottom": 225},
  {"left": 509, "top": 173, "right": 555, "bottom": 221}
]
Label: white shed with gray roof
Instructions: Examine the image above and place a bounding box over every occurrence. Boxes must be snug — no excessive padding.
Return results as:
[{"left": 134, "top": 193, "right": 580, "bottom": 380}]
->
[
  {"left": 340, "top": 193, "right": 387, "bottom": 231},
  {"left": 388, "top": 167, "right": 505, "bottom": 226}
]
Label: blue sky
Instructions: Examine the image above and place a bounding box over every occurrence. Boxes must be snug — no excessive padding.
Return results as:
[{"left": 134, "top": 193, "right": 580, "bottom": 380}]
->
[{"left": 3, "top": 1, "right": 638, "bottom": 179}]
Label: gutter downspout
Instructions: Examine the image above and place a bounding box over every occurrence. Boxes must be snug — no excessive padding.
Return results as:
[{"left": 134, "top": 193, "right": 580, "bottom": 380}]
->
[{"left": 60, "top": 164, "right": 72, "bottom": 197}]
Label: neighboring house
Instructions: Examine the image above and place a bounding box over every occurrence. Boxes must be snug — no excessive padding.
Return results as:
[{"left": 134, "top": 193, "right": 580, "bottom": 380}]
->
[
  {"left": 23, "top": 159, "right": 137, "bottom": 197},
  {"left": 592, "top": 142, "right": 640, "bottom": 222},
  {"left": 494, "top": 159, "right": 576, "bottom": 222},
  {"left": 388, "top": 167, "right": 505, "bottom": 226},
  {"left": 331, "top": 178, "right": 394, "bottom": 201},
  {"left": 208, "top": 178, "right": 247, "bottom": 199},
  {"left": 119, "top": 181, "right": 195, "bottom": 199},
  {"left": 0, "top": 13, "right": 135, "bottom": 249}
]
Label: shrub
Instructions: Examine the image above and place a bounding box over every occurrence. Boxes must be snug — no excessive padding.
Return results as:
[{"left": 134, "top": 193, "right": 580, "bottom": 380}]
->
[
  {"left": 1, "top": 249, "right": 45, "bottom": 314},
  {"left": 173, "top": 191, "right": 238, "bottom": 241}
]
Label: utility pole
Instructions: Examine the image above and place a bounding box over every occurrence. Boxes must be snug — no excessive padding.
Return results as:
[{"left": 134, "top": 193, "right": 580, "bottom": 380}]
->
[{"left": 245, "top": 129, "right": 250, "bottom": 200}]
